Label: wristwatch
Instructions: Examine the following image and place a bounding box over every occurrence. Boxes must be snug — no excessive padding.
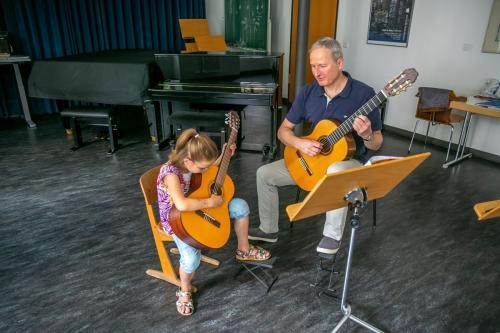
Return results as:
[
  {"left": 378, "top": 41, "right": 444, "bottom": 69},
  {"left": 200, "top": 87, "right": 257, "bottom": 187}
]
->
[{"left": 362, "top": 134, "right": 373, "bottom": 142}]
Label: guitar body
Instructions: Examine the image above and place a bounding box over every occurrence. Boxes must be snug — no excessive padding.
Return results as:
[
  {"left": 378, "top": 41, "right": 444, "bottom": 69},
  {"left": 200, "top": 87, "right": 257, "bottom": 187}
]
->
[
  {"left": 284, "top": 119, "right": 356, "bottom": 192},
  {"left": 170, "top": 166, "right": 235, "bottom": 249}
]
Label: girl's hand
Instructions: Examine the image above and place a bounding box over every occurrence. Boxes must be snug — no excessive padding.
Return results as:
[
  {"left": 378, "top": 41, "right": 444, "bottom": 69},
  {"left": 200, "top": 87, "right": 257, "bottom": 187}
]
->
[
  {"left": 206, "top": 194, "right": 223, "bottom": 208},
  {"left": 223, "top": 143, "right": 237, "bottom": 157}
]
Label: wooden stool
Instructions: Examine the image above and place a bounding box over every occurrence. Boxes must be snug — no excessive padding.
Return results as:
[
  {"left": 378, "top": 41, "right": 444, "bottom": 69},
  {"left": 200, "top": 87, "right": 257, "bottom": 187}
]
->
[{"left": 60, "top": 106, "right": 118, "bottom": 153}]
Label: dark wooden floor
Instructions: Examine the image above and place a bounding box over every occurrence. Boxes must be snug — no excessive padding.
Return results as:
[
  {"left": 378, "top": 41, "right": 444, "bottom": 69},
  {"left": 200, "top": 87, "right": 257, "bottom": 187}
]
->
[{"left": 1, "top": 113, "right": 499, "bottom": 333}]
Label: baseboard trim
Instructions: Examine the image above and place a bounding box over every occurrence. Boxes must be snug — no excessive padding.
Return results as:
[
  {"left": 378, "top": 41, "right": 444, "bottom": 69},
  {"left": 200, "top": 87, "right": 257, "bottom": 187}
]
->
[{"left": 383, "top": 125, "right": 500, "bottom": 165}]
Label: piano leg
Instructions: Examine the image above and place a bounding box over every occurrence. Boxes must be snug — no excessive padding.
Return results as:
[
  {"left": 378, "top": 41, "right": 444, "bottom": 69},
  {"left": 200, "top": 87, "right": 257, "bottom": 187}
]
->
[
  {"left": 144, "top": 101, "right": 170, "bottom": 150},
  {"left": 267, "top": 104, "right": 279, "bottom": 159}
]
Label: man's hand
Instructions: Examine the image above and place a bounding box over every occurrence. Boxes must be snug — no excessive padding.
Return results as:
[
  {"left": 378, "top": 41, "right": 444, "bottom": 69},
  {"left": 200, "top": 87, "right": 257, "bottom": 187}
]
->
[
  {"left": 297, "top": 138, "right": 323, "bottom": 157},
  {"left": 353, "top": 115, "right": 373, "bottom": 140}
]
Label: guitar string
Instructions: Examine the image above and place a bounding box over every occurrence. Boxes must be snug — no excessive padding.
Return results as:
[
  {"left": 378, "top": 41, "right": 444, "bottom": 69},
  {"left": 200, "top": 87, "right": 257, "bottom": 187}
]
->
[
  {"left": 324, "top": 91, "right": 386, "bottom": 148},
  {"left": 212, "top": 124, "right": 239, "bottom": 195}
]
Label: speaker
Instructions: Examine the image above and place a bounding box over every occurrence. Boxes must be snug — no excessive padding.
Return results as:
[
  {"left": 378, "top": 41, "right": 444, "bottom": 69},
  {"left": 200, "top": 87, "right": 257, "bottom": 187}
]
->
[{"left": 0, "top": 31, "right": 12, "bottom": 55}]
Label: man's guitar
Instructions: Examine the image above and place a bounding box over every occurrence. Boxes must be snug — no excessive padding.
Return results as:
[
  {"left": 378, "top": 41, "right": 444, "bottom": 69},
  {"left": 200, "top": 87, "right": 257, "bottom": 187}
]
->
[
  {"left": 284, "top": 68, "right": 418, "bottom": 191},
  {"left": 170, "top": 111, "right": 240, "bottom": 249}
]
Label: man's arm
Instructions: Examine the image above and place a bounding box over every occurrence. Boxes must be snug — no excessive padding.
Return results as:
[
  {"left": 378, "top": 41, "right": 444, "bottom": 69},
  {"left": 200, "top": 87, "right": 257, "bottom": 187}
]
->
[
  {"left": 278, "top": 118, "right": 323, "bottom": 156},
  {"left": 363, "top": 130, "right": 383, "bottom": 151},
  {"left": 352, "top": 115, "right": 383, "bottom": 151}
]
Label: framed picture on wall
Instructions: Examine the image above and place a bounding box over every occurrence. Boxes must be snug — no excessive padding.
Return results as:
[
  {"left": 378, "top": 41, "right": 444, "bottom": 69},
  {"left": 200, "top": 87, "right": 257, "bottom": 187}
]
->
[
  {"left": 482, "top": 0, "right": 500, "bottom": 54},
  {"left": 367, "top": 0, "right": 414, "bottom": 47}
]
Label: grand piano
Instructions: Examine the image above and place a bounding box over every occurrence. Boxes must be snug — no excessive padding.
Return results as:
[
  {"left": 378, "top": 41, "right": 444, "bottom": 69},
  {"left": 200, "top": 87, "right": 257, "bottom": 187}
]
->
[
  {"left": 148, "top": 51, "right": 283, "bottom": 156},
  {"left": 28, "top": 49, "right": 163, "bottom": 145}
]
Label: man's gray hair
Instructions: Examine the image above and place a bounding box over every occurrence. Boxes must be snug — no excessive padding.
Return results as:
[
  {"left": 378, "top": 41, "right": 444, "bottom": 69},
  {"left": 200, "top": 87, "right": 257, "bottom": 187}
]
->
[{"left": 309, "top": 37, "right": 343, "bottom": 60}]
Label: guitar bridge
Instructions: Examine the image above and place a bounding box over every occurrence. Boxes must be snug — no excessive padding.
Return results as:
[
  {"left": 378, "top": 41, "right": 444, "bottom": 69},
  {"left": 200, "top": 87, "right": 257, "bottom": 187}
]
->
[
  {"left": 195, "top": 210, "right": 221, "bottom": 228},
  {"left": 296, "top": 150, "right": 313, "bottom": 176}
]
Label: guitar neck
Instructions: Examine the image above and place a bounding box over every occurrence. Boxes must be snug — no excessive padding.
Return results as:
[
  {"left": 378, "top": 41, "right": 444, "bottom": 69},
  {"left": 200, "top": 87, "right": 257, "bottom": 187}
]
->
[
  {"left": 329, "top": 90, "right": 387, "bottom": 143},
  {"left": 213, "top": 129, "right": 238, "bottom": 194}
]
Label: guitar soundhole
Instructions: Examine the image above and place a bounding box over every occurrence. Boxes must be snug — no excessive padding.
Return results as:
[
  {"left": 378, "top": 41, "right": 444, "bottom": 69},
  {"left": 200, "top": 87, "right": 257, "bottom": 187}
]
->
[
  {"left": 209, "top": 183, "right": 222, "bottom": 196},
  {"left": 319, "top": 137, "right": 332, "bottom": 155}
]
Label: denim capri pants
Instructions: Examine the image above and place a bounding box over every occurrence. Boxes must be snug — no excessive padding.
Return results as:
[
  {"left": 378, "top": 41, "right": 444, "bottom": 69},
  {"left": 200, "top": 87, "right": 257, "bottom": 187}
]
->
[{"left": 172, "top": 198, "right": 249, "bottom": 273}]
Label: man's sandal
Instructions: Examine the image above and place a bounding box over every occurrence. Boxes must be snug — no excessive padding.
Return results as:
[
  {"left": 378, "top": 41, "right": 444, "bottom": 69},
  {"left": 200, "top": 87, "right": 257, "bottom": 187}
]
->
[
  {"left": 175, "top": 289, "right": 194, "bottom": 316},
  {"left": 236, "top": 244, "right": 271, "bottom": 261}
]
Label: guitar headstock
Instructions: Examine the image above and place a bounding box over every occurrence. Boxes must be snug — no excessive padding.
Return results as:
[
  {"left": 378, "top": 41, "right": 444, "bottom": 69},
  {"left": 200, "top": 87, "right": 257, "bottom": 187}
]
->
[
  {"left": 384, "top": 68, "right": 418, "bottom": 97},
  {"left": 225, "top": 111, "right": 240, "bottom": 132}
]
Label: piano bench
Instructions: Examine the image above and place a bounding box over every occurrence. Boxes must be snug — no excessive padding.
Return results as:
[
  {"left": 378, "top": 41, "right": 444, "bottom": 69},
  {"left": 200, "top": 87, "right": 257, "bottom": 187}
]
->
[
  {"left": 60, "top": 107, "right": 118, "bottom": 154},
  {"left": 168, "top": 111, "right": 226, "bottom": 149}
]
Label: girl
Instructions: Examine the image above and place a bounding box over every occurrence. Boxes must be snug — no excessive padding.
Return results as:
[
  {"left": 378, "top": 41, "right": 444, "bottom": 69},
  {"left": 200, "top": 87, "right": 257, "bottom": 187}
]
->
[{"left": 157, "top": 129, "right": 271, "bottom": 316}]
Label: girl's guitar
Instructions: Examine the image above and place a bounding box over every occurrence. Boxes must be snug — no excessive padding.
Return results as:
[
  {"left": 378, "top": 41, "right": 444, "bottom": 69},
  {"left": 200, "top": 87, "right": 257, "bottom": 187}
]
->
[
  {"left": 284, "top": 68, "right": 418, "bottom": 191},
  {"left": 170, "top": 111, "right": 240, "bottom": 249}
]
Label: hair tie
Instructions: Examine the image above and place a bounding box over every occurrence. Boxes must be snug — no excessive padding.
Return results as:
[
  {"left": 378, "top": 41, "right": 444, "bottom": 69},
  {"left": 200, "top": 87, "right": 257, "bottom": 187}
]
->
[{"left": 194, "top": 134, "right": 199, "bottom": 138}]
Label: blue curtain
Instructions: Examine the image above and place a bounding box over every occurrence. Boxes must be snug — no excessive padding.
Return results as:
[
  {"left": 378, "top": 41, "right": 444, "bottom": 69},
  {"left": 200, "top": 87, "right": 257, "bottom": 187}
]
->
[{"left": 0, "top": 0, "right": 205, "bottom": 118}]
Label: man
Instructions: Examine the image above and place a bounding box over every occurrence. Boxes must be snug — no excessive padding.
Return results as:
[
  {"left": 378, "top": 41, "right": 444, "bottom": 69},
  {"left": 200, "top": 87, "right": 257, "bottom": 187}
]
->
[{"left": 248, "top": 37, "right": 383, "bottom": 254}]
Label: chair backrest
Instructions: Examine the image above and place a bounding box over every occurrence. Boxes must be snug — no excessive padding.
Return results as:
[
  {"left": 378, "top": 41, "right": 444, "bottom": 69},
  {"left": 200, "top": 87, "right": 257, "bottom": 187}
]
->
[
  {"left": 140, "top": 165, "right": 161, "bottom": 206},
  {"left": 178, "top": 19, "right": 228, "bottom": 53},
  {"left": 179, "top": 19, "right": 210, "bottom": 38},
  {"left": 179, "top": 19, "right": 210, "bottom": 53},
  {"left": 415, "top": 87, "right": 466, "bottom": 124},
  {"left": 139, "top": 164, "right": 173, "bottom": 242},
  {"left": 194, "top": 35, "right": 228, "bottom": 52}
]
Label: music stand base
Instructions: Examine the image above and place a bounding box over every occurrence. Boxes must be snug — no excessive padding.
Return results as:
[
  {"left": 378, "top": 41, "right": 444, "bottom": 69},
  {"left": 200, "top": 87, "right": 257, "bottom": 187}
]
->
[
  {"left": 332, "top": 190, "right": 384, "bottom": 333},
  {"left": 333, "top": 304, "right": 384, "bottom": 333}
]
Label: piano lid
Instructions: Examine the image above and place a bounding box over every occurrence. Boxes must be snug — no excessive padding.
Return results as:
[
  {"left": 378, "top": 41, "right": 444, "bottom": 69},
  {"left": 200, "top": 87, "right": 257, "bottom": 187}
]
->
[{"left": 154, "top": 52, "right": 282, "bottom": 85}]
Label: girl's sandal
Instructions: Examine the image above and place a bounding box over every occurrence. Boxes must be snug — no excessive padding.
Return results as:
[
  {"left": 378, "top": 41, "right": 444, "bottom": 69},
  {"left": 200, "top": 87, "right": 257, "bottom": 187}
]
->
[
  {"left": 175, "top": 289, "right": 194, "bottom": 316},
  {"left": 236, "top": 244, "right": 271, "bottom": 261}
]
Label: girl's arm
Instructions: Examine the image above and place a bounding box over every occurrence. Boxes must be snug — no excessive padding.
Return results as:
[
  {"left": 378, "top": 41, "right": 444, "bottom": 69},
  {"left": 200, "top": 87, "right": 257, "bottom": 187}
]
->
[
  {"left": 214, "top": 143, "right": 236, "bottom": 165},
  {"left": 164, "top": 173, "right": 222, "bottom": 211}
]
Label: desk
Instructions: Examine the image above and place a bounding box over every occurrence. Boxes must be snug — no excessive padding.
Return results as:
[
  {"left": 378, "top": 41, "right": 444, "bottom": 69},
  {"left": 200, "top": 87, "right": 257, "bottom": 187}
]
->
[
  {"left": 0, "top": 55, "right": 35, "bottom": 128},
  {"left": 443, "top": 97, "right": 500, "bottom": 168}
]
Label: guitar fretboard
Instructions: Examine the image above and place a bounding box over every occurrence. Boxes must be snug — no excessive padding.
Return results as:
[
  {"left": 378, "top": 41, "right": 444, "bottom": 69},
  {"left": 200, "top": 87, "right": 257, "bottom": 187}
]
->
[
  {"left": 212, "top": 127, "right": 238, "bottom": 194},
  {"left": 326, "top": 90, "right": 387, "bottom": 145}
]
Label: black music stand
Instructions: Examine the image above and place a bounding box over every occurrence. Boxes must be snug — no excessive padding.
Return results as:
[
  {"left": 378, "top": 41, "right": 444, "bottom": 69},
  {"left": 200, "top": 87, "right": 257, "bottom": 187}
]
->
[{"left": 286, "top": 153, "right": 430, "bottom": 333}]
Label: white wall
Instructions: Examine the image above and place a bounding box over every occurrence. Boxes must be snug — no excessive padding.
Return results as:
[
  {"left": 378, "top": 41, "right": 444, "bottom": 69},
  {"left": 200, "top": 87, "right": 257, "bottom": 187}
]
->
[
  {"left": 207, "top": 0, "right": 500, "bottom": 157},
  {"left": 270, "top": 0, "right": 292, "bottom": 99},
  {"left": 205, "top": 0, "right": 225, "bottom": 35},
  {"left": 337, "top": 0, "right": 500, "bottom": 156}
]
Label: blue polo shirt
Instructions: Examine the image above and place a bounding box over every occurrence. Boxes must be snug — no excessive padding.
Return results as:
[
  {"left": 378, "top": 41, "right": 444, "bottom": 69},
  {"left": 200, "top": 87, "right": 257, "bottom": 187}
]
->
[{"left": 286, "top": 72, "right": 382, "bottom": 162}]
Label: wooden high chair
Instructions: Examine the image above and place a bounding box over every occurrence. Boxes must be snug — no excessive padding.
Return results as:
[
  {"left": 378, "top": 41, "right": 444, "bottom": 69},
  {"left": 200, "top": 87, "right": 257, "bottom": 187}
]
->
[
  {"left": 139, "top": 165, "right": 220, "bottom": 289},
  {"left": 178, "top": 18, "right": 228, "bottom": 52},
  {"left": 474, "top": 200, "right": 500, "bottom": 221}
]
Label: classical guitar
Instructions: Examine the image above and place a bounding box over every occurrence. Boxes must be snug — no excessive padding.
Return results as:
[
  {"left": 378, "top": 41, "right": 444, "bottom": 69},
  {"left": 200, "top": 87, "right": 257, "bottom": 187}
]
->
[
  {"left": 284, "top": 68, "right": 418, "bottom": 191},
  {"left": 170, "top": 111, "right": 240, "bottom": 249}
]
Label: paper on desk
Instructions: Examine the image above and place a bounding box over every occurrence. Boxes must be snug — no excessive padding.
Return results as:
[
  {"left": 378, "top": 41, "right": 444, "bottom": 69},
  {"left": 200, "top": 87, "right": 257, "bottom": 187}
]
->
[
  {"left": 364, "top": 155, "right": 403, "bottom": 166},
  {"left": 469, "top": 96, "right": 500, "bottom": 110}
]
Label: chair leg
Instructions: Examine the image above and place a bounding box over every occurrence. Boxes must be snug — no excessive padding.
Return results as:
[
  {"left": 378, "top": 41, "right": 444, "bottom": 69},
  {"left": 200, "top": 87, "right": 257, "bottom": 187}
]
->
[
  {"left": 70, "top": 117, "right": 83, "bottom": 149},
  {"left": 108, "top": 116, "right": 118, "bottom": 154},
  {"left": 170, "top": 247, "right": 220, "bottom": 266},
  {"left": 408, "top": 120, "right": 420, "bottom": 154},
  {"left": 290, "top": 187, "right": 302, "bottom": 229},
  {"left": 445, "top": 123, "right": 454, "bottom": 163},
  {"left": 423, "top": 120, "right": 431, "bottom": 148},
  {"left": 147, "top": 224, "right": 181, "bottom": 287}
]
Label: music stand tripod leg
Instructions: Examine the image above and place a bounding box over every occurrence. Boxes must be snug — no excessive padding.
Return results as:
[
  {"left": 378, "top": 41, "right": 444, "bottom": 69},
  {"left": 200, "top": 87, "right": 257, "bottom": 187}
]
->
[{"left": 332, "top": 188, "right": 384, "bottom": 333}]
